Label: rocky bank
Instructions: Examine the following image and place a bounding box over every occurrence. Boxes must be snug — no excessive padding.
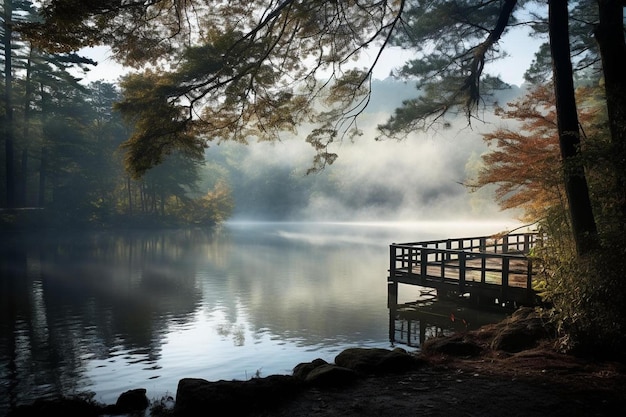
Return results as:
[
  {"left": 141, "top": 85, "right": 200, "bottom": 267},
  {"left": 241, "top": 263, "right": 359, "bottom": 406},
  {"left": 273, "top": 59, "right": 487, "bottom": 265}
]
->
[{"left": 7, "top": 308, "right": 626, "bottom": 417}]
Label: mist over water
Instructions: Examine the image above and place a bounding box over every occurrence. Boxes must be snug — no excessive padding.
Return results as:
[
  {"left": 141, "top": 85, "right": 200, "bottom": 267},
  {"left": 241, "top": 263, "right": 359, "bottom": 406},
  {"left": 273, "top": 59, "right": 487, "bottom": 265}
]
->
[{"left": 218, "top": 78, "right": 526, "bottom": 223}]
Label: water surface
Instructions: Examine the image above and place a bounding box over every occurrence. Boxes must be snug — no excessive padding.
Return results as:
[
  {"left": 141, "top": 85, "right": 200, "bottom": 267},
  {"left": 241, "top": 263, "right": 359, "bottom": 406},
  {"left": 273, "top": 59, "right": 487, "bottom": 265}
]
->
[{"left": 0, "top": 220, "right": 520, "bottom": 413}]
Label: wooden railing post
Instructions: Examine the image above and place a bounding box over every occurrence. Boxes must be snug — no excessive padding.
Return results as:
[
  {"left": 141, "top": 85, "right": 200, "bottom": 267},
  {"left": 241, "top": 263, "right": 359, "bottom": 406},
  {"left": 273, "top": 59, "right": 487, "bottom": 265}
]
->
[
  {"left": 501, "top": 257, "right": 510, "bottom": 301},
  {"left": 420, "top": 247, "right": 429, "bottom": 285},
  {"left": 459, "top": 252, "right": 466, "bottom": 293},
  {"left": 526, "top": 258, "right": 533, "bottom": 300},
  {"left": 388, "top": 281, "right": 398, "bottom": 308},
  {"left": 407, "top": 247, "right": 414, "bottom": 279},
  {"left": 523, "top": 233, "right": 531, "bottom": 253},
  {"left": 480, "top": 254, "right": 487, "bottom": 283}
]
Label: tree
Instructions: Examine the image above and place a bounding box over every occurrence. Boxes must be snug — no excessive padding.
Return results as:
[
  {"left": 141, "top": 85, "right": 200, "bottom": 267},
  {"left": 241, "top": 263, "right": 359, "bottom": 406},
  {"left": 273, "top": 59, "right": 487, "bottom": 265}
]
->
[
  {"left": 1, "top": 0, "right": 27, "bottom": 207},
  {"left": 470, "top": 85, "right": 567, "bottom": 223},
  {"left": 548, "top": 0, "right": 597, "bottom": 254},
  {"left": 594, "top": 0, "right": 626, "bottom": 228},
  {"left": 1, "top": 0, "right": 96, "bottom": 208},
  {"left": 470, "top": 83, "right": 611, "bottom": 229}
]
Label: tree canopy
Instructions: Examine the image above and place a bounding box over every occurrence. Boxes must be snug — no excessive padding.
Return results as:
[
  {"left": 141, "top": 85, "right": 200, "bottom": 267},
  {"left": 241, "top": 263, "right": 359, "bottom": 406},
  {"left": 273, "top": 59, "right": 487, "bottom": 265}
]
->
[{"left": 24, "top": 0, "right": 412, "bottom": 176}]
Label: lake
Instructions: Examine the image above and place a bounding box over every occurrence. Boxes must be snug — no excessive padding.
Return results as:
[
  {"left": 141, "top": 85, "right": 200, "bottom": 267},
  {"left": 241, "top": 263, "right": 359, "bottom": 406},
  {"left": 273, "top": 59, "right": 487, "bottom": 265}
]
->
[{"left": 0, "top": 220, "right": 520, "bottom": 414}]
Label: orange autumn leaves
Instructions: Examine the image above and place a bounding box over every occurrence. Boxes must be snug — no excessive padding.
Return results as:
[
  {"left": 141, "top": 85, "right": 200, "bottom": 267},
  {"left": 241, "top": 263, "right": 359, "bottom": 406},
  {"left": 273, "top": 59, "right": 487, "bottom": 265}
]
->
[{"left": 472, "top": 84, "right": 600, "bottom": 223}]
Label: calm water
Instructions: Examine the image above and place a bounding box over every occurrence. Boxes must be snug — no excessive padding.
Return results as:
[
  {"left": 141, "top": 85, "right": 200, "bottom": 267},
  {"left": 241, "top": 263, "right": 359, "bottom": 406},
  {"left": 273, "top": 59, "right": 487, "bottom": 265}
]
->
[{"left": 0, "top": 220, "right": 518, "bottom": 414}]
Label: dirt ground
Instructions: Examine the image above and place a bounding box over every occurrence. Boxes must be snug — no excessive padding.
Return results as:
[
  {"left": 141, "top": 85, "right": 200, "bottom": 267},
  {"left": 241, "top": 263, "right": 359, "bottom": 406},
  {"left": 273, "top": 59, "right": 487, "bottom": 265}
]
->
[{"left": 245, "top": 337, "right": 626, "bottom": 417}]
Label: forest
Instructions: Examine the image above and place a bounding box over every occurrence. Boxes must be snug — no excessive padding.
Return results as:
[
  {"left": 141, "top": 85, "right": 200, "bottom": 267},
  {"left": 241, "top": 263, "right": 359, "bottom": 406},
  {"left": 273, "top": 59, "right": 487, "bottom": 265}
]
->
[
  {"left": 0, "top": 2, "right": 236, "bottom": 228},
  {"left": 2, "top": 1, "right": 626, "bottom": 357}
]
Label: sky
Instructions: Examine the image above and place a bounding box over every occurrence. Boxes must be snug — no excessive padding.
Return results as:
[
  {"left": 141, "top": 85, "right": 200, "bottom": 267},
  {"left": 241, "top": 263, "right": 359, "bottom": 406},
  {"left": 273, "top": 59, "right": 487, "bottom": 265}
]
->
[{"left": 76, "top": 24, "right": 544, "bottom": 88}]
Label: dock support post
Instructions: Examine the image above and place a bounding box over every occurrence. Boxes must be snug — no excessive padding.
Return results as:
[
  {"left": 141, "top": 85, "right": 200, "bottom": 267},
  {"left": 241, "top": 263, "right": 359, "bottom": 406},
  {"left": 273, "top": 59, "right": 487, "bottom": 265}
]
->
[
  {"left": 387, "top": 280, "right": 398, "bottom": 308},
  {"left": 388, "top": 303, "right": 397, "bottom": 342},
  {"left": 388, "top": 280, "right": 398, "bottom": 343}
]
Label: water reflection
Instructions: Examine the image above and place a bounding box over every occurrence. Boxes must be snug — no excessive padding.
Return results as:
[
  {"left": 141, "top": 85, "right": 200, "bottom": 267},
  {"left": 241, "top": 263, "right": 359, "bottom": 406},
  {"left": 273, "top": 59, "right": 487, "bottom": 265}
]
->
[
  {"left": 388, "top": 289, "right": 508, "bottom": 347},
  {"left": 1, "top": 229, "right": 207, "bottom": 413},
  {"left": 0, "top": 220, "right": 519, "bottom": 414}
]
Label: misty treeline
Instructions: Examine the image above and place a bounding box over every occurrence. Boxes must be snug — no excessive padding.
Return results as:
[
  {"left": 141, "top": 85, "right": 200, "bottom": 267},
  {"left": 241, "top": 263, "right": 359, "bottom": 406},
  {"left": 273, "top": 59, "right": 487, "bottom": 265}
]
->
[
  {"left": 0, "top": 0, "right": 234, "bottom": 227},
  {"left": 4, "top": 1, "right": 626, "bottom": 356}
]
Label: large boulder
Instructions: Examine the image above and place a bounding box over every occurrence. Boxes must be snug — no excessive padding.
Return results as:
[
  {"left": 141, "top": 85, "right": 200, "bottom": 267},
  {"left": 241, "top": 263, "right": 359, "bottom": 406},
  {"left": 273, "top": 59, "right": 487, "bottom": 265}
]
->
[
  {"left": 421, "top": 307, "right": 555, "bottom": 356},
  {"left": 174, "top": 375, "right": 301, "bottom": 416},
  {"left": 292, "top": 358, "right": 328, "bottom": 379},
  {"left": 299, "top": 363, "right": 358, "bottom": 387},
  {"left": 334, "top": 347, "right": 425, "bottom": 375},
  {"left": 114, "top": 388, "right": 149, "bottom": 413}
]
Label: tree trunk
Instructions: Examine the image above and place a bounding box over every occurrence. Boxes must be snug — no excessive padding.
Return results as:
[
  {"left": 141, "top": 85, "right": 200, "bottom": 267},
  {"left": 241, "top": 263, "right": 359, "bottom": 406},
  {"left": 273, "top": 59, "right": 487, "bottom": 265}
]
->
[
  {"left": 38, "top": 147, "right": 47, "bottom": 207},
  {"left": 19, "top": 149, "right": 27, "bottom": 206},
  {"left": 594, "top": 0, "right": 626, "bottom": 229},
  {"left": 548, "top": 0, "right": 598, "bottom": 255},
  {"left": 20, "top": 49, "right": 35, "bottom": 207},
  {"left": 3, "top": 0, "right": 16, "bottom": 208}
]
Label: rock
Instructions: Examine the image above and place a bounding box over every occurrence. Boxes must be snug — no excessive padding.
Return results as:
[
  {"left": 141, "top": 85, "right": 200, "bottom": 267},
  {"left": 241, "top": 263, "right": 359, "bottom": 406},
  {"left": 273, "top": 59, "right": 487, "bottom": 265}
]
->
[
  {"left": 174, "top": 348, "right": 424, "bottom": 415},
  {"left": 174, "top": 375, "right": 301, "bottom": 416},
  {"left": 292, "top": 358, "right": 328, "bottom": 380},
  {"left": 334, "top": 347, "right": 425, "bottom": 375},
  {"left": 115, "top": 388, "right": 149, "bottom": 413},
  {"left": 303, "top": 364, "right": 358, "bottom": 387},
  {"left": 376, "top": 347, "right": 428, "bottom": 372}
]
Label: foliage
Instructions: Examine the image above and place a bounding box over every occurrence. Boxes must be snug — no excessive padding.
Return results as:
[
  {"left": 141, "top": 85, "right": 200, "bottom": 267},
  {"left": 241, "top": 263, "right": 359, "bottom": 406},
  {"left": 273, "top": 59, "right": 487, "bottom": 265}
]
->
[
  {"left": 22, "top": 0, "right": 409, "bottom": 175},
  {"left": 380, "top": 0, "right": 521, "bottom": 134},
  {"left": 1, "top": 1, "right": 233, "bottom": 226},
  {"left": 1, "top": 50, "right": 232, "bottom": 228},
  {"left": 535, "top": 222, "right": 626, "bottom": 358},
  {"left": 469, "top": 84, "right": 599, "bottom": 223},
  {"left": 175, "top": 180, "right": 235, "bottom": 226},
  {"left": 471, "top": 77, "right": 626, "bottom": 356}
]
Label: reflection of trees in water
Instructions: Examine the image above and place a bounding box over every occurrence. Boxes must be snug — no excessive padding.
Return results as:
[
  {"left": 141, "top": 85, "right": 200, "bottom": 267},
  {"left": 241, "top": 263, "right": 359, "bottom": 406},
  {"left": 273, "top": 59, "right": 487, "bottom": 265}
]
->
[
  {"left": 216, "top": 235, "right": 389, "bottom": 345},
  {"left": 0, "top": 230, "right": 208, "bottom": 412},
  {"left": 215, "top": 321, "right": 246, "bottom": 346}
]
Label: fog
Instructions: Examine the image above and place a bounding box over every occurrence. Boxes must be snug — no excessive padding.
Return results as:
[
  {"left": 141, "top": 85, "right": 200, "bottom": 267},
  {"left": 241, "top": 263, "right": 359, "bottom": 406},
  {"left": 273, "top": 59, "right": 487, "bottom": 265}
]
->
[{"left": 214, "top": 78, "right": 526, "bottom": 224}]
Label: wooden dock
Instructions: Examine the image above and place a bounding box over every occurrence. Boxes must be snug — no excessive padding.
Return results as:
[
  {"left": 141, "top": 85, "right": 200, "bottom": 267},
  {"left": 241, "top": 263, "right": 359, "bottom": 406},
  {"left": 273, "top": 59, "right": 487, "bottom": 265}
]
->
[{"left": 387, "top": 232, "right": 541, "bottom": 308}]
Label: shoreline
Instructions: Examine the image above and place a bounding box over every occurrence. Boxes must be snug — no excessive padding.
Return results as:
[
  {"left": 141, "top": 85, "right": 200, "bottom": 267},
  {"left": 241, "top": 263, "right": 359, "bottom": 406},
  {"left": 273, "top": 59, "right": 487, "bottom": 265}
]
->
[{"left": 8, "top": 307, "right": 626, "bottom": 417}]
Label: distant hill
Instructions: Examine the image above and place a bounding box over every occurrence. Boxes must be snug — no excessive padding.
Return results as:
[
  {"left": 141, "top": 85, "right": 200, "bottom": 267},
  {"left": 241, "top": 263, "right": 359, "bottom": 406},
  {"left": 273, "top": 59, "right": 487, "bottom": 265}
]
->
[{"left": 366, "top": 77, "right": 525, "bottom": 114}]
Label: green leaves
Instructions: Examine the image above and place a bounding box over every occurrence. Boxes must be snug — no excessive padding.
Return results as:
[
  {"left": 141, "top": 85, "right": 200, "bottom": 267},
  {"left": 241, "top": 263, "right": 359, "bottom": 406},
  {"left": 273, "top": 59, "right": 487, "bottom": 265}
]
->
[{"left": 381, "top": 0, "right": 521, "bottom": 136}]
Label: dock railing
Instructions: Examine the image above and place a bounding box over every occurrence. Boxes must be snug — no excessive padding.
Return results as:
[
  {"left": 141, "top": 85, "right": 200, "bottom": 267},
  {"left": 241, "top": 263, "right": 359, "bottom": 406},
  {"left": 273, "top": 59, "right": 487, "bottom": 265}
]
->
[{"left": 388, "top": 232, "right": 542, "bottom": 306}]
